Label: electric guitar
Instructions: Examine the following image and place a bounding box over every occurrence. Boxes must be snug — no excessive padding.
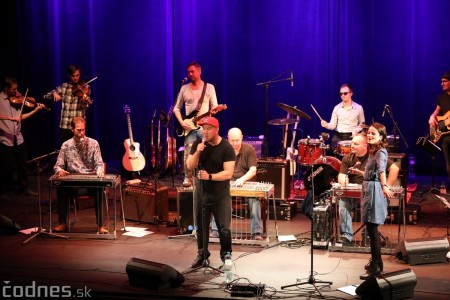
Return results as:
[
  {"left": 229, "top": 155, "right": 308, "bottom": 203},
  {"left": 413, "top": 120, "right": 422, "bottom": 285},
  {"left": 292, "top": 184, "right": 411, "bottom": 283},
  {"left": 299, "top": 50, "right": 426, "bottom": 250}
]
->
[
  {"left": 176, "top": 104, "right": 227, "bottom": 137},
  {"left": 122, "top": 105, "right": 146, "bottom": 172},
  {"left": 150, "top": 109, "right": 156, "bottom": 168},
  {"left": 430, "top": 111, "right": 450, "bottom": 143}
]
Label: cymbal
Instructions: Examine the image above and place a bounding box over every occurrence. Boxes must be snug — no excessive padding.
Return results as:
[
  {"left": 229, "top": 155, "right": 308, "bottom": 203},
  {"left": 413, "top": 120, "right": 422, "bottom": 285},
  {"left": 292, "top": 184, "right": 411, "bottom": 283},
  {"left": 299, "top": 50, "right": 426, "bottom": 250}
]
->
[
  {"left": 277, "top": 103, "right": 311, "bottom": 120},
  {"left": 267, "top": 118, "right": 298, "bottom": 125}
]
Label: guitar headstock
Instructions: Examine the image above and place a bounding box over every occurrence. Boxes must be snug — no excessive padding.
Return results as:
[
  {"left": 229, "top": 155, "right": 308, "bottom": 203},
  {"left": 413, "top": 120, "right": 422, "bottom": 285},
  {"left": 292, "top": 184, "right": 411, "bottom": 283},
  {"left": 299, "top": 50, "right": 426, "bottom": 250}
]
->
[
  {"left": 123, "top": 105, "right": 131, "bottom": 114},
  {"left": 212, "top": 104, "right": 227, "bottom": 114}
]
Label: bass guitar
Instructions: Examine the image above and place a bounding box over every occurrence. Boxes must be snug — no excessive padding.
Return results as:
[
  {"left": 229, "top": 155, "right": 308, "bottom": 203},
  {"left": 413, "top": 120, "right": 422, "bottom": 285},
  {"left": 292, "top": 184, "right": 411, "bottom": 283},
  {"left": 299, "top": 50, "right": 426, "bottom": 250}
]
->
[
  {"left": 122, "top": 105, "right": 146, "bottom": 172},
  {"left": 177, "top": 104, "right": 227, "bottom": 137},
  {"left": 430, "top": 110, "right": 450, "bottom": 143}
]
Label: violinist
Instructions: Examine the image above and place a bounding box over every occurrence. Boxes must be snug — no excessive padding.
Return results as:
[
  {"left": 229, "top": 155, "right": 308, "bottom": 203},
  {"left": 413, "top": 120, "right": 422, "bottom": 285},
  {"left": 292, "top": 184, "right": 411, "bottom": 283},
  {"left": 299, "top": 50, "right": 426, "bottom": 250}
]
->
[
  {"left": 0, "top": 76, "right": 44, "bottom": 201},
  {"left": 44, "top": 64, "right": 93, "bottom": 144}
]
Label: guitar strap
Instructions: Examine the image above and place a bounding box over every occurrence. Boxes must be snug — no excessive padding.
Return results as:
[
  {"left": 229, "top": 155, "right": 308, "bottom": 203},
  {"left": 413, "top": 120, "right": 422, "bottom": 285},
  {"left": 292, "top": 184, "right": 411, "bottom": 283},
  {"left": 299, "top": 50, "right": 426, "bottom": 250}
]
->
[{"left": 194, "top": 82, "right": 208, "bottom": 113}]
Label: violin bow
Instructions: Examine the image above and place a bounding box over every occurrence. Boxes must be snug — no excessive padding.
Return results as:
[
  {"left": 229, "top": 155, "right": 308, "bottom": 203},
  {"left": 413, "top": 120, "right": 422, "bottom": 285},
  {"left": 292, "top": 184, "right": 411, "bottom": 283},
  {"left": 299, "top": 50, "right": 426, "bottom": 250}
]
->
[{"left": 18, "top": 88, "right": 30, "bottom": 117}]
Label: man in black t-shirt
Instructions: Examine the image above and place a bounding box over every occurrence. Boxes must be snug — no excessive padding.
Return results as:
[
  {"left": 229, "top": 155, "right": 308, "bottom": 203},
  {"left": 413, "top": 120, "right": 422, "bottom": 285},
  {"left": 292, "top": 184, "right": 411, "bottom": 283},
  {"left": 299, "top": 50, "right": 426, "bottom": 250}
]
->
[
  {"left": 429, "top": 71, "right": 450, "bottom": 184},
  {"left": 186, "top": 117, "right": 236, "bottom": 268}
]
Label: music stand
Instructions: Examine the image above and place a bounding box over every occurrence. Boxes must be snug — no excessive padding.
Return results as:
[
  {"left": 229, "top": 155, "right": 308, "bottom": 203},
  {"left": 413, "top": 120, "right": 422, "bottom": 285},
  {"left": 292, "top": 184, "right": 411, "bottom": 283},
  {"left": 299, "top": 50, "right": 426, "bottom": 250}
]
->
[
  {"left": 417, "top": 136, "right": 441, "bottom": 194},
  {"left": 22, "top": 150, "right": 68, "bottom": 245},
  {"left": 281, "top": 139, "right": 332, "bottom": 295}
]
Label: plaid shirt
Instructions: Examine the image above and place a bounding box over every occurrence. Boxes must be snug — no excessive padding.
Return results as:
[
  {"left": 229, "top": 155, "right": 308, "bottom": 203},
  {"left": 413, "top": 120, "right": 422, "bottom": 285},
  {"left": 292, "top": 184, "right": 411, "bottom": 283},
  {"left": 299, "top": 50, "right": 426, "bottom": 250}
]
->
[{"left": 44, "top": 82, "right": 91, "bottom": 129}]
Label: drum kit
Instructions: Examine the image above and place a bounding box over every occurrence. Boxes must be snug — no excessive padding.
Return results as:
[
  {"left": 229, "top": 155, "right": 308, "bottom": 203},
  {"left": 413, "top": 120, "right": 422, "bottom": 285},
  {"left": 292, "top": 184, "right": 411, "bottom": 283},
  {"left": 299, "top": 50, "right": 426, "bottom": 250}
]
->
[{"left": 267, "top": 103, "right": 353, "bottom": 194}]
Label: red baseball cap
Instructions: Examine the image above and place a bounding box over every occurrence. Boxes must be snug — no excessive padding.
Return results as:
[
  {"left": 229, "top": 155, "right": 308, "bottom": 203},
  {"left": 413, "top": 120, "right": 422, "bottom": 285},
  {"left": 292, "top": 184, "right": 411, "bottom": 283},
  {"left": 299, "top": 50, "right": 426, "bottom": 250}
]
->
[{"left": 198, "top": 116, "right": 219, "bottom": 128}]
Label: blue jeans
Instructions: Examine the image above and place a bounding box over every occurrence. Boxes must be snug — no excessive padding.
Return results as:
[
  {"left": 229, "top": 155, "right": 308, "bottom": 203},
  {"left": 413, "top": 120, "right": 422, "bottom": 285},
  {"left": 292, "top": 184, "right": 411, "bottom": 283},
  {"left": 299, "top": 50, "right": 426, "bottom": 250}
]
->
[
  {"left": 184, "top": 129, "right": 203, "bottom": 179},
  {"left": 339, "top": 197, "right": 356, "bottom": 241},
  {"left": 211, "top": 197, "right": 262, "bottom": 235}
]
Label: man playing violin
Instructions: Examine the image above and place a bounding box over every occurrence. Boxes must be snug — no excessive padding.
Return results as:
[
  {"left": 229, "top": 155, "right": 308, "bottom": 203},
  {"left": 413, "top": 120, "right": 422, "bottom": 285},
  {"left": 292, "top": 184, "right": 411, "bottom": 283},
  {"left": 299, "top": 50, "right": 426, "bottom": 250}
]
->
[
  {"left": 0, "top": 76, "right": 45, "bottom": 201},
  {"left": 44, "top": 64, "right": 92, "bottom": 144}
]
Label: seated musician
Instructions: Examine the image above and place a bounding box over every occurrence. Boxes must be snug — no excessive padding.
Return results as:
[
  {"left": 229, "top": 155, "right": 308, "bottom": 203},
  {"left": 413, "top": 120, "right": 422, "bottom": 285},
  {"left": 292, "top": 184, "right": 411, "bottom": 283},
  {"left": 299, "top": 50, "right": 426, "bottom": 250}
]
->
[
  {"left": 337, "top": 133, "right": 399, "bottom": 245},
  {"left": 52, "top": 117, "right": 108, "bottom": 234},
  {"left": 210, "top": 127, "right": 263, "bottom": 240}
]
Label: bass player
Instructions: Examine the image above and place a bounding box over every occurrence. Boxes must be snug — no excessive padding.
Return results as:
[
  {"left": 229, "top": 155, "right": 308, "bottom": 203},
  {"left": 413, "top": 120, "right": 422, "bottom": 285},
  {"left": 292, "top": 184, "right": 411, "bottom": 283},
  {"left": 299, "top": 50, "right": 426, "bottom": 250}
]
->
[
  {"left": 429, "top": 71, "right": 450, "bottom": 185},
  {"left": 173, "top": 61, "right": 218, "bottom": 187}
]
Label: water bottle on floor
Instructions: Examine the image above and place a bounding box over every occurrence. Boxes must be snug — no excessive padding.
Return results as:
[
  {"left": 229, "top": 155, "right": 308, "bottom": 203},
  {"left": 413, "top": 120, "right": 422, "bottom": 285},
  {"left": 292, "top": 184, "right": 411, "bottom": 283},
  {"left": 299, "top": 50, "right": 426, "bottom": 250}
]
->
[
  {"left": 223, "top": 252, "right": 232, "bottom": 284},
  {"left": 440, "top": 182, "right": 446, "bottom": 195}
]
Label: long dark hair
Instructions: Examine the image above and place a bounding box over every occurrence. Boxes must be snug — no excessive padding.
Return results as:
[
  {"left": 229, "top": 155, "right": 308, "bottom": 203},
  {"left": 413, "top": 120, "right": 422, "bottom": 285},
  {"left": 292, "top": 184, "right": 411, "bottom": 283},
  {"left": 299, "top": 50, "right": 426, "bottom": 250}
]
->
[{"left": 368, "top": 122, "right": 388, "bottom": 153}]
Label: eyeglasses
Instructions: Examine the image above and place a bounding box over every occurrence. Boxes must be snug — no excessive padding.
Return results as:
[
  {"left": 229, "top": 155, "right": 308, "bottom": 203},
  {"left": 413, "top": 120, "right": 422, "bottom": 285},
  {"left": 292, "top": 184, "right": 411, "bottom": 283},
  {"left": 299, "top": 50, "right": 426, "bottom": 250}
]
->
[{"left": 340, "top": 92, "right": 351, "bottom": 96}]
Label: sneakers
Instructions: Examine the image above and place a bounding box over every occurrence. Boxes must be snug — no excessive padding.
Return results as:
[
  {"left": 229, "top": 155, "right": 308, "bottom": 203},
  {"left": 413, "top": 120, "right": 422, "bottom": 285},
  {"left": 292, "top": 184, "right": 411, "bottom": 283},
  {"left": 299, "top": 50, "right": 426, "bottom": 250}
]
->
[
  {"left": 53, "top": 223, "right": 67, "bottom": 232},
  {"left": 253, "top": 234, "right": 263, "bottom": 241},
  {"left": 341, "top": 237, "right": 352, "bottom": 246},
  {"left": 191, "top": 256, "right": 209, "bottom": 268},
  {"left": 98, "top": 226, "right": 109, "bottom": 234}
]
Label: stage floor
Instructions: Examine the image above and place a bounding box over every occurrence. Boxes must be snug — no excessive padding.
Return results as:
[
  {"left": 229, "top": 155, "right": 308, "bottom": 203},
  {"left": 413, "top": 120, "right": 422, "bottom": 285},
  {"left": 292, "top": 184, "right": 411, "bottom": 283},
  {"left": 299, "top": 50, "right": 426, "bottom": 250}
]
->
[{"left": 0, "top": 171, "right": 449, "bottom": 299}]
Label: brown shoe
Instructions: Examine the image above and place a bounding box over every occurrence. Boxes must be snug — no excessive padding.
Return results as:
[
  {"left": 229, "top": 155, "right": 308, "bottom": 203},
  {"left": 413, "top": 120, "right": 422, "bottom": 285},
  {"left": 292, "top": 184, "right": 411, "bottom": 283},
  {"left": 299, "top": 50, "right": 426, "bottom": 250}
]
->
[
  {"left": 53, "top": 224, "right": 67, "bottom": 232},
  {"left": 98, "top": 226, "right": 109, "bottom": 234}
]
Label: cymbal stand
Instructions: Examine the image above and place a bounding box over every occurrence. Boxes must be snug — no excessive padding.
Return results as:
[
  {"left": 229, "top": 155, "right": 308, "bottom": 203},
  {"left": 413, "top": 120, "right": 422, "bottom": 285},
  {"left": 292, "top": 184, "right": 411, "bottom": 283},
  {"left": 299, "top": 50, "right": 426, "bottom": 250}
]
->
[
  {"left": 256, "top": 70, "right": 293, "bottom": 157},
  {"left": 282, "top": 138, "right": 332, "bottom": 295},
  {"left": 22, "top": 150, "right": 68, "bottom": 245}
]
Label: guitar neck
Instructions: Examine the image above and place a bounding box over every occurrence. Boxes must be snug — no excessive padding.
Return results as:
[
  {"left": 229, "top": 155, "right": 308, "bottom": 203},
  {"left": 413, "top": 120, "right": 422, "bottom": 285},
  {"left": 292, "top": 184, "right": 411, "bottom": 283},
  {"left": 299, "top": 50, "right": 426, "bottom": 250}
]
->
[{"left": 127, "top": 114, "right": 134, "bottom": 145}]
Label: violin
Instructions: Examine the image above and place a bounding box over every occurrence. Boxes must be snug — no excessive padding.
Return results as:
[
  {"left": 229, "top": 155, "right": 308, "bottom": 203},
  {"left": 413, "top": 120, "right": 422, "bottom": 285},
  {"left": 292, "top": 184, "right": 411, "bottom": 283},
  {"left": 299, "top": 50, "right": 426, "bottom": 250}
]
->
[
  {"left": 71, "top": 80, "right": 93, "bottom": 105},
  {"left": 9, "top": 93, "right": 50, "bottom": 111}
]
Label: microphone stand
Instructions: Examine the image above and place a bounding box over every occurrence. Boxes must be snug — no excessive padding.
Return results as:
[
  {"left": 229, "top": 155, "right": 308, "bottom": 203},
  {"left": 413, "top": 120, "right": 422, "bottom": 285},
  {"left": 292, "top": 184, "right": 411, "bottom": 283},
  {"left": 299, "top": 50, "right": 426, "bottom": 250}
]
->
[
  {"left": 282, "top": 139, "right": 332, "bottom": 295},
  {"left": 256, "top": 71, "right": 293, "bottom": 157},
  {"left": 22, "top": 150, "right": 68, "bottom": 245},
  {"left": 385, "top": 105, "right": 409, "bottom": 151}
]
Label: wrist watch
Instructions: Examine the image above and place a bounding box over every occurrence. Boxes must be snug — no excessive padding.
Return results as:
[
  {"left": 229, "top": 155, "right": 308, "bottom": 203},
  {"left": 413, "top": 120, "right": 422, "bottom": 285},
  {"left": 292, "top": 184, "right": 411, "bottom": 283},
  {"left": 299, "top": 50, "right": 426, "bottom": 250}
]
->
[{"left": 209, "top": 173, "right": 213, "bottom": 180}]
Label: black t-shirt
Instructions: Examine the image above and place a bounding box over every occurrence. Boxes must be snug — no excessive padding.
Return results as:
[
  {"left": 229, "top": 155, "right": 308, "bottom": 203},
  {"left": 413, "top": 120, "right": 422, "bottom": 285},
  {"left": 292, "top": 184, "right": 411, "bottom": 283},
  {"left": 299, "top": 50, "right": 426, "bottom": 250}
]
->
[
  {"left": 191, "top": 138, "right": 236, "bottom": 202},
  {"left": 437, "top": 92, "right": 450, "bottom": 115},
  {"left": 232, "top": 143, "right": 257, "bottom": 181},
  {"left": 340, "top": 152, "right": 393, "bottom": 184}
]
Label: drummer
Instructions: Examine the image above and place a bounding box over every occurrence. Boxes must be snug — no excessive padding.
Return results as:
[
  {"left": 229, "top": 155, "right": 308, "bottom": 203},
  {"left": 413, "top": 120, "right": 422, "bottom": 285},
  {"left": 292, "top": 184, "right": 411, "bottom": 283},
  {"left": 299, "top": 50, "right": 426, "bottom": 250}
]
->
[
  {"left": 337, "top": 133, "right": 399, "bottom": 245},
  {"left": 320, "top": 84, "right": 365, "bottom": 153}
]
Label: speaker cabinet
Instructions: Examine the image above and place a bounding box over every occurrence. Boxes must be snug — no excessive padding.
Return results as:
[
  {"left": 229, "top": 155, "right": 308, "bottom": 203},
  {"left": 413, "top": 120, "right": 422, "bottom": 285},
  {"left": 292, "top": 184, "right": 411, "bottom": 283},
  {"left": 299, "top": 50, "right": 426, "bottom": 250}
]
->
[
  {"left": 123, "top": 184, "right": 169, "bottom": 223},
  {"left": 313, "top": 205, "right": 332, "bottom": 249},
  {"left": 395, "top": 236, "right": 449, "bottom": 265},
  {"left": 176, "top": 187, "right": 194, "bottom": 234},
  {"left": 256, "top": 158, "right": 290, "bottom": 199},
  {"left": 126, "top": 257, "right": 185, "bottom": 290},
  {"left": 356, "top": 268, "right": 417, "bottom": 300}
]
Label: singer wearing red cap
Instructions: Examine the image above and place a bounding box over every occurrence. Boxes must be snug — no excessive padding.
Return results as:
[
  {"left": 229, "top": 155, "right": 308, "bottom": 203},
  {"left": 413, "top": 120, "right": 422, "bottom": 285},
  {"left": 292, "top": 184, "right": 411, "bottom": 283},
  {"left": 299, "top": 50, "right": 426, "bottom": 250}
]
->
[{"left": 186, "top": 116, "right": 236, "bottom": 268}]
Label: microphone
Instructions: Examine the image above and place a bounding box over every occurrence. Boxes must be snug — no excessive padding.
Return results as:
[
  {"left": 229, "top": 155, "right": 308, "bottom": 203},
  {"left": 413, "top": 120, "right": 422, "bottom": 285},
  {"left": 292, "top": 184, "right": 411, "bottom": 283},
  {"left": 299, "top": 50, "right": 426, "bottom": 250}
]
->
[
  {"left": 382, "top": 104, "right": 388, "bottom": 117},
  {"left": 290, "top": 71, "right": 294, "bottom": 87},
  {"left": 181, "top": 77, "right": 188, "bottom": 84}
]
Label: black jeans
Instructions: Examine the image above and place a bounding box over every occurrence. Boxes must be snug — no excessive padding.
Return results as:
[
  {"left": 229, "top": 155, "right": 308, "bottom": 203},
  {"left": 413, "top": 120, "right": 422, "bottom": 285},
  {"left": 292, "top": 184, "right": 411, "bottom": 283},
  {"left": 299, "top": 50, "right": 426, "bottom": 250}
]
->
[{"left": 194, "top": 180, "right": 232, "bottom": 261}]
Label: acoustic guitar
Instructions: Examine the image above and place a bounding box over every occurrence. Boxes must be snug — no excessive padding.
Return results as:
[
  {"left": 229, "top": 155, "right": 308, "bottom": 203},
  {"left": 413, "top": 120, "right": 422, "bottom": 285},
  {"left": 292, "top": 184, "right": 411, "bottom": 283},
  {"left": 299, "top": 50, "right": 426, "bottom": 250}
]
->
[
  {"left": 430, "top": 110, "right": 450, "bottom": 143},
  {"left": 122, "top": 105, "right": 146, "bottom": 172},
  {"left": 176, "top": 104, "right": 227, "bottom": 137},
  {"left": 165, "top": 106, "right": 176, "bottom": 171}
]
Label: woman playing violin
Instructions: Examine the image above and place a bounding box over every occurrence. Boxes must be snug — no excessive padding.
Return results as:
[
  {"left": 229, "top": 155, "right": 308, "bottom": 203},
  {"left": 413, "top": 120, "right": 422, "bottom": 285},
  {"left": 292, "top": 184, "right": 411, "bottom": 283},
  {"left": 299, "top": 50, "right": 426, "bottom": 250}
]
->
[
  {"left": 0, "top": 76, "right": 45, "bottom": 201},
  {"left": 44, "top": 64, "right": 93, "bottom": 144}
]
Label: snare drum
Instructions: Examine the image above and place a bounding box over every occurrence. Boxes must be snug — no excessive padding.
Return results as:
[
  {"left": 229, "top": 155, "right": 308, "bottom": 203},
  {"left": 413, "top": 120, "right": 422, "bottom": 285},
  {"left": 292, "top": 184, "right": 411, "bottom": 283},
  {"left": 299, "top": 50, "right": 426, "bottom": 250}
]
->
[
  {"left": 298, "top": 138, "right": 323, "bottom": 165},
  {"left": 336, "top": 140, "right": 352, "bottom": 156}
]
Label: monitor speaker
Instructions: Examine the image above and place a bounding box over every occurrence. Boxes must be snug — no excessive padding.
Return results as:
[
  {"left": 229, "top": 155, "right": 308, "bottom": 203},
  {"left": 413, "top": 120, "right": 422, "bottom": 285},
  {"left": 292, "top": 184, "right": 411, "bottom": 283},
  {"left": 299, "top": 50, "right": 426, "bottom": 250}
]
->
[
  {"left": 176, "top": 187, "right": 194, "bottom": 234},
  {"left": 395, "top": 236, "right": 449, "bottom": 265},
  {"left": 355, "top": 268, "right": 417, "bottom": 300},
  {"left": 126, "top": 257, "right": 185, "bottom": 290}
]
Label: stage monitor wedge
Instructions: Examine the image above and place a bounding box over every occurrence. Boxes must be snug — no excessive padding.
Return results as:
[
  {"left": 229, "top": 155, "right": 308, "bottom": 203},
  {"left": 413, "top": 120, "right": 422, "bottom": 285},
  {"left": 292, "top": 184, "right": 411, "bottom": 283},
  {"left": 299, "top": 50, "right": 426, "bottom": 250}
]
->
[
  {"left": 356, "top": 268, "right": 417, "bottom": 300},
  {"left": 395, "top": 236, "right": 449, "bottom": 265},
  {"left": 126, "top": 257, "right": 185, "bottom": 290}
]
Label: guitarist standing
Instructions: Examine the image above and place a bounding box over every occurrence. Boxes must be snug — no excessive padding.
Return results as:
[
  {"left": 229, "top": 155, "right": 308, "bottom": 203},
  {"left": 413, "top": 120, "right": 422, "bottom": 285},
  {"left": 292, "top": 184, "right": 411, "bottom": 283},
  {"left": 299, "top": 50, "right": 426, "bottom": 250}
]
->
[
  {"left": 429, "top": 71, "right": 450, "bottom": 182},
  {"left": 173, "top": 62, "right": 218, "bottom": 187}
]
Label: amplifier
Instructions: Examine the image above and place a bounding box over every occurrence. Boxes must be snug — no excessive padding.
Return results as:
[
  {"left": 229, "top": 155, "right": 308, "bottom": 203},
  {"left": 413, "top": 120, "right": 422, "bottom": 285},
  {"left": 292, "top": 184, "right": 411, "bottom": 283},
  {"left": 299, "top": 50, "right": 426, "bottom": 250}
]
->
[
  {"left": 242, "top": 136, "right": 264, "bottom": 159},
  {"left": 395, "top": 237, "right": 449, "bottom": 265},
  {"left": 313, "top": 205, "right": 333, "bottom": 249},
  {"left": 256, "top": 158, "right": 291, "bottom": 199},
  {"left": 388, "top": 153, "right": 407, "bottom": 189},
  {"left": 176, "top": 187, "right": 194, "bottom": 234},
  {"left": 123, "top": 184, "right": 169, "bottom": 223},
  {"left": 269, "top": 201, "right": 297, "bottom": 221}
]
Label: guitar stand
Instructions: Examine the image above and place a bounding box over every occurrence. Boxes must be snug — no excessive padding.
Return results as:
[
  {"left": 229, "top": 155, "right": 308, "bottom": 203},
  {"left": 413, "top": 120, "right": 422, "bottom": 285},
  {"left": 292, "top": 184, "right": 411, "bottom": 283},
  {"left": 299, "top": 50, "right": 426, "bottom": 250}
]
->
[{"left": 22, "top": 151, "right": 68, "bottom": 245}]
